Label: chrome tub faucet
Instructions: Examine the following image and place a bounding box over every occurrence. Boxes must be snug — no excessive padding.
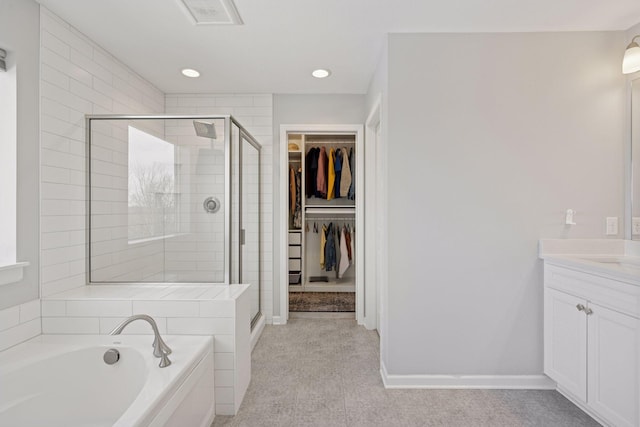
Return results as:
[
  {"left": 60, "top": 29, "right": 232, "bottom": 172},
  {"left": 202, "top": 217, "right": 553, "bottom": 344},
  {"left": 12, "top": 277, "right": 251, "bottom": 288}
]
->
[{"left": 110, "top": 314, "right": 172, "bottom": 368}]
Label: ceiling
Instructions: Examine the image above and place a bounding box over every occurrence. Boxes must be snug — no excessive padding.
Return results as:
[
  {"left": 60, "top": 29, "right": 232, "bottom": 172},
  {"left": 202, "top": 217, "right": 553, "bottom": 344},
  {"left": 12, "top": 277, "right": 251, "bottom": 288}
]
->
[{"left": 35, "top": 0, "right": 640, "bottom": 94}]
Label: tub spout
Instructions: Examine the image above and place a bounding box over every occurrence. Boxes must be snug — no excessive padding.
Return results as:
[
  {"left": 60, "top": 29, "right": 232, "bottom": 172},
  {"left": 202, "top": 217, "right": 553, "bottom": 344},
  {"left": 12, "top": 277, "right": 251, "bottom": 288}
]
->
[{"left": 110, "top": 314, "right": 172, "bottom": 368}]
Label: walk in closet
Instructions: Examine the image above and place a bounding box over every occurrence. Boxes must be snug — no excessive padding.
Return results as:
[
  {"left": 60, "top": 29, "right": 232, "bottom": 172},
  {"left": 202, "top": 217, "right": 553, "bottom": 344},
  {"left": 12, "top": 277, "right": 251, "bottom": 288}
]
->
[{"left": 287, "top": 132, "right": 358, "bottom": 295}]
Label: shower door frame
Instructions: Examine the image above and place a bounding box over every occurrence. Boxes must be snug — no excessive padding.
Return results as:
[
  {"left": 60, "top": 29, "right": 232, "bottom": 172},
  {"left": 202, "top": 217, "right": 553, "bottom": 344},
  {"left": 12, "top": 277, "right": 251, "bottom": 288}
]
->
[
  {"left": 237, "top": 126, "right": 263, "bottom": 329},
  {"left": 85, "top": 115, "right": 262, "bottom": 322}
]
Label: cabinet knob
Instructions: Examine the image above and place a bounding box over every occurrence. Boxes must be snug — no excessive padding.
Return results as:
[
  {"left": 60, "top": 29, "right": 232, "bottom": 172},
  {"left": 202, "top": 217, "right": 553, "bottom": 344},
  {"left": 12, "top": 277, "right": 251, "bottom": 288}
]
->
[
  {"left": 584, "top": 307, "right": 593, "bottom": 315},
  {"left": 576, "top": 304, "right": 586, "bottom": 312}
]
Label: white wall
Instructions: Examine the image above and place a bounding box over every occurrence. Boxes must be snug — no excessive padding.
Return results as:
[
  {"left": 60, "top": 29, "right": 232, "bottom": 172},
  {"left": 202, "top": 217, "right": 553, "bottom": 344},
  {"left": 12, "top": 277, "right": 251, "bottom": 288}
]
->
[
  {"left": 383, "top": 32, "right": 626, "bottom": 376},
  {"left": 272, "top": 94, "right": 366, "bottom": 316},
  {"left": 0, "top": 0, "right": 40, "bottom": 310},
  {"left": 39, "top": 7, "right": 165, "bottom": 297}
]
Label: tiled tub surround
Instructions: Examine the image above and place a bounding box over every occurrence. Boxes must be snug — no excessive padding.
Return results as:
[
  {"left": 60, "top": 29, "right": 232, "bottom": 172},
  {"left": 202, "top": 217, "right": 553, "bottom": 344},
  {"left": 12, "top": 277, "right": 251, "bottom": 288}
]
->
[
  {"left": 42, "top": 284, "right": 251, "bottom": 415},
  {"left": 0, "top": 334, "right": 215, "bottom": 426},
  {"left": 0, "top": 299, "right": 41, "bottom": 352}
]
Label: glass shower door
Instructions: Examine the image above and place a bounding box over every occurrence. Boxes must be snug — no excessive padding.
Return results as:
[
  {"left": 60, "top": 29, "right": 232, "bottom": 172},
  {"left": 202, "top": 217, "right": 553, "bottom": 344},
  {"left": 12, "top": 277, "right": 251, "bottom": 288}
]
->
[
  {"left": 240, "top": 133, "right": 261, "bottom": 326},
  {"left": 89, "top": 117, "right": 227, "bottom": 283}
]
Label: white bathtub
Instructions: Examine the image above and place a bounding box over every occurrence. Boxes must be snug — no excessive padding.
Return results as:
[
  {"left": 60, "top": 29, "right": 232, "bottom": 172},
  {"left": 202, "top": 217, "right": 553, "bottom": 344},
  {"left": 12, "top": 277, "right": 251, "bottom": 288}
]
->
[{"left": 0, "top": 334, "right": 215, "bottom": 427}]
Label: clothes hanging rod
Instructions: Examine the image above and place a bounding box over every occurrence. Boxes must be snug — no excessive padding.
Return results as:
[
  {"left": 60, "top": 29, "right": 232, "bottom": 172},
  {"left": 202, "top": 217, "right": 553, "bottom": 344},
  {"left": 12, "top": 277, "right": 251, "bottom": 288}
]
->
[
  {"left": 305, "top": 217, "right": 354, "bottom": 221},
  {"left": 305, "top": 141, "right": 356, "bottom": 145}
]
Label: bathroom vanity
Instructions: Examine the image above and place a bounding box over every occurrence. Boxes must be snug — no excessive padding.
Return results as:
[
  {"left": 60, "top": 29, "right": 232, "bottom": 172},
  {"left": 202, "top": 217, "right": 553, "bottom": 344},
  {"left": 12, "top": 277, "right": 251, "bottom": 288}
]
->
[{"left": 540, "top": 239, "right": 640, "bottom": 427}]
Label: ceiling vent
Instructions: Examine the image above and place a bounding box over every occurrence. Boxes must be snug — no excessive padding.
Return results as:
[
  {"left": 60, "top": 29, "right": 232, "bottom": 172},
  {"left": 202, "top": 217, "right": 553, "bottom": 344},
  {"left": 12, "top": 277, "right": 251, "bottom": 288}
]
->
[{"left": 179, "top": 0, "right": 243, "bottom": 25}]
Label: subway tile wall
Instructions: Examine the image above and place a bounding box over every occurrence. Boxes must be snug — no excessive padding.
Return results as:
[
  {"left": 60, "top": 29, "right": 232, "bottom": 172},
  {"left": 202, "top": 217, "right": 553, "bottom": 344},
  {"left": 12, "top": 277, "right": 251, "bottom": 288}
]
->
[
  {"left": 0, "top": 300, "right": 41, "bottom": 352},
  {"left": 40, "top": 7, "right": 165, "bottom": 297},
  {"left": 40, "top": 10, "right": 274, "bottom": 325},
  {"left": 166, "top": 95, "right": 274, "bottom": 323}
]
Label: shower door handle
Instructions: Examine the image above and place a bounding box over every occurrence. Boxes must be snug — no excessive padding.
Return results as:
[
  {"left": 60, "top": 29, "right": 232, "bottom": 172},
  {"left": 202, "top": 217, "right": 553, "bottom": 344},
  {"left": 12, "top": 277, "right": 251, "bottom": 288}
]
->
[{"left": 240, "top": 229, "right": 245, "bottom": 245}]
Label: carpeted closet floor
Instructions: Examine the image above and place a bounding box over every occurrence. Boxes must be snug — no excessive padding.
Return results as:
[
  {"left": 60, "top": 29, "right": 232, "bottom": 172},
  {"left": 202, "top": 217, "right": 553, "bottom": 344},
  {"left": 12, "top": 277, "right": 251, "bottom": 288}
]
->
[
  {"left": 212, "top": 319, "right": 599, "bottom": 427},
  {"left": 289, "top": 292, "right": 355, "bottom": 312}
]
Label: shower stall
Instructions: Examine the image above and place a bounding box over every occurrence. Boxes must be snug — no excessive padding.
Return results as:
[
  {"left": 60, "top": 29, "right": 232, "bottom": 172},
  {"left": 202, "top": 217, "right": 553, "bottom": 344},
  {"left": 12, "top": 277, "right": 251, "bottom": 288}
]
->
[{"left": 86, "top": 115, "right": 261, "bottom": 328}]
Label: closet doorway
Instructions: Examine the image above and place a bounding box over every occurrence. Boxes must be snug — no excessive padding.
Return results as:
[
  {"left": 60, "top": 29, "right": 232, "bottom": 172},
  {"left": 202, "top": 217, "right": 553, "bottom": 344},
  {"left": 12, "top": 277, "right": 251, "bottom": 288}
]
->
[{"left": 278, "top": 124, "right": 368, "bottom": 326}]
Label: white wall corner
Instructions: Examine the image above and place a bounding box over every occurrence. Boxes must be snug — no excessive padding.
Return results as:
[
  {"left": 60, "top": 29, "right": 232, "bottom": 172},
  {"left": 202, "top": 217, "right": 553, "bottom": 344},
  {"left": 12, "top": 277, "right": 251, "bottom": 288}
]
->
[{"left": 380, "top": 361, "right": 556, "bottom": 390}]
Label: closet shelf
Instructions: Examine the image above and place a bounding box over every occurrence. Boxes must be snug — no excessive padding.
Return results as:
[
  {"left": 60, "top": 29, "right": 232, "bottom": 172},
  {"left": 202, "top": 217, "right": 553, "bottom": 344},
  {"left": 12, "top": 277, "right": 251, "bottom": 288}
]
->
[
  {"left": 305, "top": 207, "right": 355, "bottom": 216},
  {"left": 299, "top": 279, "right": 355, "bottom": 293},
  {"left": 305, "top": 141, "right": 356, "bottom": 145}
]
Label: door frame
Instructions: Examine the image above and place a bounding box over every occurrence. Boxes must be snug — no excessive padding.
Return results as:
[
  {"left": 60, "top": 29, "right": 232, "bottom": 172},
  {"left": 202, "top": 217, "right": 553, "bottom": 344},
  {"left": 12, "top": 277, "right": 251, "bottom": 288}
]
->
[
  {"left": 277, "top": 124, "right": 365, "bottom": 325},
  {"left": 364, "top": 97, "right": 382, "bottom": 331}
]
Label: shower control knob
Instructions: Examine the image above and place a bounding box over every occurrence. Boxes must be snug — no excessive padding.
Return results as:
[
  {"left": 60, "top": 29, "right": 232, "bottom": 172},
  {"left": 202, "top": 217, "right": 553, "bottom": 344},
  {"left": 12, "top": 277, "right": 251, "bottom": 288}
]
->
[
  {"left": 203, "top": 197, "right": 221, "bottom": 213},
  {"left": 103, "top": 348, "right": 120, "bottom": 365}
]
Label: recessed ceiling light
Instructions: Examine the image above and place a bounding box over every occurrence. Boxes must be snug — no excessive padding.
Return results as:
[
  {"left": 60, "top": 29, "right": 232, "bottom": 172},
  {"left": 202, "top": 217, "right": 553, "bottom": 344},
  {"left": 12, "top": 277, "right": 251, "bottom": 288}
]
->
[
  {"left": 312, "top": 69, "right": 331, "bottom": 79},
  {"left": 181, "top": 68, "right": 200, "bottom": 78}
]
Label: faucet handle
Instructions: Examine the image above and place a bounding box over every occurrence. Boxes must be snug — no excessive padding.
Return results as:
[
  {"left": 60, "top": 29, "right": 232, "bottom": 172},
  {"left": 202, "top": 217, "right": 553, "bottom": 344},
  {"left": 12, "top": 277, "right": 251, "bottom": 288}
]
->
[{"left": 152, "top": 335, "right": 172, "bottom": 357}]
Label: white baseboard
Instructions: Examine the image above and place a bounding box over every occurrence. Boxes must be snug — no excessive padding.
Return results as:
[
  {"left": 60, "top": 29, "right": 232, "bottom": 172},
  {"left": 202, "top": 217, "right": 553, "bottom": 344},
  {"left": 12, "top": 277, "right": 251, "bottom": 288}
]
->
[
  {"left": 271, "top": 315, "right": 286, "bottom": 325},
  {"left": 250, "top": 314, "right": 266, "bottom": 351},
  {"left": 380, "top": 361, "right": 556, "bottom": 389}
]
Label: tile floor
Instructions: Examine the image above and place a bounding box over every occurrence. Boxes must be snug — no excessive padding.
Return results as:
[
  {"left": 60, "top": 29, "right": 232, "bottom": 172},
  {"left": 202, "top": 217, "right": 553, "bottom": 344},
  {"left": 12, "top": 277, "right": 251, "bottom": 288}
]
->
[{"left": 213, "top": 319, "right": 600, "bottom": 427}]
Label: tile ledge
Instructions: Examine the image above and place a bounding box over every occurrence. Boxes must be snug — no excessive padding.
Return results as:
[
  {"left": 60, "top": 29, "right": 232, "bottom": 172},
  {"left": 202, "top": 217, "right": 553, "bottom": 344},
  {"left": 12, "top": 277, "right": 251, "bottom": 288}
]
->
[{"left": 0, "top": 262, "right": 29, "bottom": 286}]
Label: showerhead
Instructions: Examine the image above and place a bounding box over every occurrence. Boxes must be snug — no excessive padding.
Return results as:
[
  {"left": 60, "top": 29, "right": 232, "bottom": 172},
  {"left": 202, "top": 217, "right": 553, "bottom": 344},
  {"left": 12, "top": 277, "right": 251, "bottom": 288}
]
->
[{"left": 193, "top": 120, "right": 217, "bottom": 139}]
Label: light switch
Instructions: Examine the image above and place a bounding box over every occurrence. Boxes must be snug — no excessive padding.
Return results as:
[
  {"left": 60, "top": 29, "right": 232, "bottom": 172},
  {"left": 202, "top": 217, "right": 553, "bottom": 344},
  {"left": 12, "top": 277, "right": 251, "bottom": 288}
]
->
[
  {"left": 606, "top": 217, "right": 618, "bottom": 236},
  {"left": 633, "top": 217, "right": 640, "bottom": 235}
]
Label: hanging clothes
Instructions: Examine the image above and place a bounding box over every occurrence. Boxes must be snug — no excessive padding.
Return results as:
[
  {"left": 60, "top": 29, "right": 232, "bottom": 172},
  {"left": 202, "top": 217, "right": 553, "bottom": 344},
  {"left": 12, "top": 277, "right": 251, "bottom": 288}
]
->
[
  {"left": 334, "top": 149, "right": 342, "bottom": 199},
  {"left": 317, "top": 147, "right": 328, "bottom": 198},
  {"left": 292, "top": 168, "right": 302, "bottom": 229},
  {"left": 305, "top": 148, "right": 314, "bottom": 197},
  {"left": 348, "top": 147, "right": 355, "bottom": 200},
  {"left": 350, "top": 227, "right": 355, "bottom": 264},
  {"left": 338, "top": 225, "right": 350, "bottom": 278},
  {"left": 340, "top": 147, "right": 352, "bottom": 198},
  {"left": 327, "top": 148, "right": 336, "bottom": 200},
  {"left": 289, "top": 166, "right": 296, "bottom": 216},
  {"left": 345, "top": 225, "right": 352, "bottom": 263},
  {"left": 325, "top": 223, "right": 336, "bottom": 272},
  {"left": 320, "top": 224, "right": 327, "bottom": 269}
]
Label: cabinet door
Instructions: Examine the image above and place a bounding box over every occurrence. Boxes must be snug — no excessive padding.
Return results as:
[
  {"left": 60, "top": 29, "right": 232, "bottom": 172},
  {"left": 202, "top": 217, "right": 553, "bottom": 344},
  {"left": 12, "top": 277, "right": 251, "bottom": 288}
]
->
[
  {"left": 587, "top": 303, "right": 640, "bottom": 427},
  {"left": 544, "top": 288, "right": 587, "bottom": 401}
]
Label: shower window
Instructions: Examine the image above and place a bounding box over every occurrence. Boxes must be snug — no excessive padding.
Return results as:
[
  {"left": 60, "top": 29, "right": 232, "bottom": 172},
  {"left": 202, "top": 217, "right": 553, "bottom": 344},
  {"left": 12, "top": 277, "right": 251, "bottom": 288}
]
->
[
  {"left": 0, "top": 50, "right": 17, "bottom": 267},
  {"left": 127, "top": 126, "right": 178, "bottom": 242}
]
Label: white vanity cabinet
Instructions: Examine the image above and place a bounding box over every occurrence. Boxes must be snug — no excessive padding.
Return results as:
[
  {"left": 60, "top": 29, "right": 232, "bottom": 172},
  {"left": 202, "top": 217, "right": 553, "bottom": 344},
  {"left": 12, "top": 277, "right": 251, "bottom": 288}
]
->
[{"left": 543, "top": 262, "right": 640, "bottom": 427}]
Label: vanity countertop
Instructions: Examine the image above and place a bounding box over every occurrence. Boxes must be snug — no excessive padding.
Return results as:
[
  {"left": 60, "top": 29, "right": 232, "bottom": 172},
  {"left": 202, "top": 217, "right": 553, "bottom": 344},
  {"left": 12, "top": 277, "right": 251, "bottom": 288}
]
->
[
  {"left": 539, "top": 239, "right": 640, "bottom": 286},
  {"left": 540, "top": 254, "right": 640, "bottom": 286}
]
